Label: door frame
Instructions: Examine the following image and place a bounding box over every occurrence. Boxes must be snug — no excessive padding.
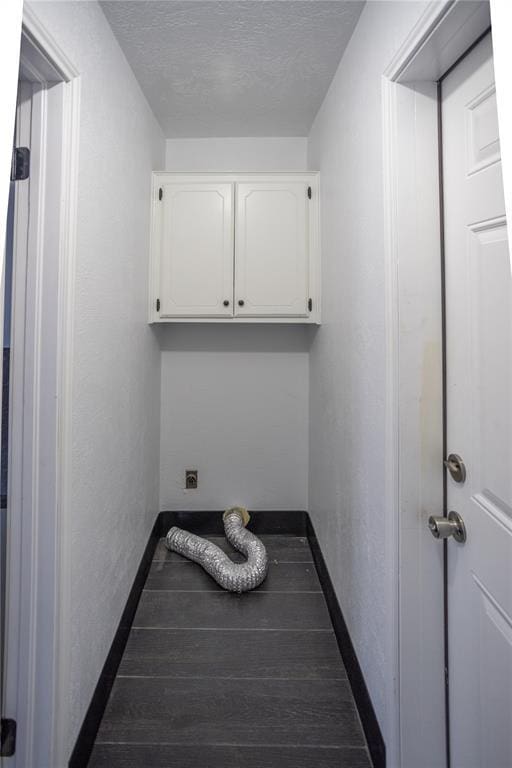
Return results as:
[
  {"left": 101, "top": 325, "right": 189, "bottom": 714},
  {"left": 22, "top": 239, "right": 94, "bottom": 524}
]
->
[
  {"left": 382, "top": 2, "right": 492, "bottom": 766},
  {"left": 2, "top": 8, "right": 79, "bottom": 767}
]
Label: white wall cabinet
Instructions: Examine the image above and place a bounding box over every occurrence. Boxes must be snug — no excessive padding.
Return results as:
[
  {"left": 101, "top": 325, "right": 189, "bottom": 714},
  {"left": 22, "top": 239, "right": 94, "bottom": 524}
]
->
[
  {"left": 235, "top": 181, "right": 309, "bottom": 318},
  {"left": 149, "top": 173, "right": 320, "bottom": 323},
  {"left": 159, "top": 182, "right": 234, "bottom": 318}
]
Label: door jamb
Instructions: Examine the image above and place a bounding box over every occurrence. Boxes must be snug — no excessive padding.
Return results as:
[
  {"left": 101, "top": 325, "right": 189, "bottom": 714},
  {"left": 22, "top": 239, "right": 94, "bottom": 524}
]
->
[
  {"left": 2, "top": 7, "right": 79, "bottom": 767},
  {"left": 382, "top": 2, "right": 491, "bottom": 766}
]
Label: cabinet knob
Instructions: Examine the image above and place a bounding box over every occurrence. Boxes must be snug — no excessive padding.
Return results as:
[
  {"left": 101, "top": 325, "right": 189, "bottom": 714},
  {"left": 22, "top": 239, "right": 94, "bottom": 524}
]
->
[
  {"left": 238, "top": 299, "right": 245, "bottom": 307},
  {"left": 223, "top": 300, "right": 230, "bottom": 307}
]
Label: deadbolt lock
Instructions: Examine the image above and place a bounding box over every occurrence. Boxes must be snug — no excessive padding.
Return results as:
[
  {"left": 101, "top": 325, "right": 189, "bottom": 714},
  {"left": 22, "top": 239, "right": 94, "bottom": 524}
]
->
[
  {"left": 428, "top": 511, "right": 467, "bottom": 543},
  {"left": 444, "top": 453, "right": 466, "bottom": 483}
]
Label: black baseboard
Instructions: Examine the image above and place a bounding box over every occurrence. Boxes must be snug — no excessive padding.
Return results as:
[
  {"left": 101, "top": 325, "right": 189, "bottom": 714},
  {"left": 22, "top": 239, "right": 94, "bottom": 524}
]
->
[
  {"left": 159, "top": 509, "right": 308, "bottom": 536},
  {"left": 68, "top": 517, "right": 160, "bottom": 768},
  {"left": 306, "top": 516, "right": 386, "bottom": 768}
]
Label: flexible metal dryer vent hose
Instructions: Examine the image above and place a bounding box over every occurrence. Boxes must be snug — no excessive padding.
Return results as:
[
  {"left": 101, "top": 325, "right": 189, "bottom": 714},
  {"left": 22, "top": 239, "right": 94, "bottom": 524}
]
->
[{"left": 165, "top": 507, "right": 268, "bottom": 593}]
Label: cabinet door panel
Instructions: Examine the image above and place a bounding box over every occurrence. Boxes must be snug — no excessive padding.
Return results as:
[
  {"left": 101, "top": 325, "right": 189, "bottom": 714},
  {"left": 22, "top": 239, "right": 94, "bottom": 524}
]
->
[
  {"left": 160, "top": 183, "right": 234, "bottom": 317},
  {"left": 235, "top": 182, "right": 309, "bottom": 317}
]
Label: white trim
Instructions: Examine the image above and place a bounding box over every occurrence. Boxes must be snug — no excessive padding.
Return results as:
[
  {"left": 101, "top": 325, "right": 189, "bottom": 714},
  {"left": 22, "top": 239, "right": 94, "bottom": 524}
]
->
[
  {"left": 384, "top": 0, "right": 456, "bottom": 81},
  {"left": 382, "top": 2, "right": 492, "bottom": 766},
  {"left": 22, "top": 6, "right": 77, "bottom": 84},
  {"left": 4, "top": 77, "right": 36, "bottom": 766},
  {"left": 381, "top": 73, "right": 401, "bottom": 768},
  {"left": 2, "top": 7, "right": 79, "bottom": 767},
  {"left": 52, "top": 67, "right": 80, "bottom": 768},
  {"left": 490, "top": 0, "right": 512, "bottom": 273},
  {"left": 385, "top": 1, "right": 490, "bottom": 83}
]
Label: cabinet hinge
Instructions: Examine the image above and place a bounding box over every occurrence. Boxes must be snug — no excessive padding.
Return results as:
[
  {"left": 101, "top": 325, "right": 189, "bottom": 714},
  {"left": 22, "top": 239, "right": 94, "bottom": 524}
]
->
[
  {"left": 156, "top": 298, "right": 160, "bottom": 312},
  {"left": 308, "top": 298, "right": 313, "bottom": 312},
  {"left": 11, "top": 146, "right": 30, "bottom": 181},
  {"left": 158, "top": 187, "right": 163, "bottom": 201},
  {"left": 307, "top": 186, "right": 312, "bottom": 200},
  {"left": 1, "top": 718, "right": 17, "bottom": 756}
]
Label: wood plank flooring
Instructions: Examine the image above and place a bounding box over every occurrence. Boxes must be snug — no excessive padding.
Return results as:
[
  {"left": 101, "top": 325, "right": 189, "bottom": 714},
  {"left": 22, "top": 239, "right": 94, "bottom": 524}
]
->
[{"left": 88, "top": 534, "right": 372, "bottom": 767}]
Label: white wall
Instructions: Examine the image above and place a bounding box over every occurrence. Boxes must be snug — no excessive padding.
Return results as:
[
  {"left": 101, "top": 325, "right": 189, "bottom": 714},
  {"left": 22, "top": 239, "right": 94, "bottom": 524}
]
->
[
  {"left": 26, "top": 2, "right": 165, "bottom": 758},
  {"left": 159, "top": 326, "right": 310, "bottom": 510},
  {"left": 160, "top": 137, "right": 310, "bottom": 512},
  {"left": 165, "top": 136, "right": 307, "bottom": 172},
  {"left": 307, "top": 0, "right": 428, "bottom": 751}
]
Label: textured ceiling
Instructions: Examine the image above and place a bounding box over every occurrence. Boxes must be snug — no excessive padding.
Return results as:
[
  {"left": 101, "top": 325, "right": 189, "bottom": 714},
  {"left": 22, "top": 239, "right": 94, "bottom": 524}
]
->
[{"left": 100, "top": 1, "right": 364, "bottom": 137}]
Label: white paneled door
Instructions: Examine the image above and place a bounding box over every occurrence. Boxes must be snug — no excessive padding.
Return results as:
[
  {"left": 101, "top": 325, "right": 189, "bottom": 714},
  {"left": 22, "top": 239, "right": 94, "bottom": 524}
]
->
[
  {"left": 442, "top": 34, "right": 512, "bottom": 768},
  {"left": 235, "top": 181, "right": 309, "bottom": 317},
  {"left": 159, "top": 182, "right": 234, "bottom": 317}
]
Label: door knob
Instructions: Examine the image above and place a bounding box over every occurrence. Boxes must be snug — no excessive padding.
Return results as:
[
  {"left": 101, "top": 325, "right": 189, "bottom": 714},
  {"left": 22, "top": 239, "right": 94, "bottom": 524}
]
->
[
  {"left": 238, "top": 300, "right": 245, "bottom": 307},
  {"left": 223, "top": 300, "right": 230, "bottom": 307},
  {"left": 428, "top": 511, "right": 466, "bottom": 543}
]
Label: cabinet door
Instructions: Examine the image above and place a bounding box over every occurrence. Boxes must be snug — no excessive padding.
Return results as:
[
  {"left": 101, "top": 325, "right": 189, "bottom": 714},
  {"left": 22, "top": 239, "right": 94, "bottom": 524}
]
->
[
  {"left": 235, "top": 182, "right": 309, "bottom": 317},
  {"left": 159, "top": 183, "right": 234, "bottom": 317}
]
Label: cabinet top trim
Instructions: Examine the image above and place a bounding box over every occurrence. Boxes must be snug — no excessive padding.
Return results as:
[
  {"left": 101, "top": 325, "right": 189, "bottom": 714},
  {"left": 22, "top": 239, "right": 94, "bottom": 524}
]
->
[{"left": 153, "top": 171, "right": 319, "bottom": 182}]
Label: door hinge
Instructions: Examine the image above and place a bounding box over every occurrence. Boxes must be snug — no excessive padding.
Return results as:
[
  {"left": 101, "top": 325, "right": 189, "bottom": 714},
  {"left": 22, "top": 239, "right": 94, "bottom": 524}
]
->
[
  {"left": 158, "top": 187, "right": 163, "bottom": 201},
  {"left": 156, "top": 298, "right": 160, "bottom": 312},
  {"left": 308, "top": 298, "right": 313, "bottom": 312},
  {"left": 307, "top": 186, "right": 312, "bottom": 200},
  {"left": 1, "top": 718, "right": 16, "bottom": 756},
  {"left": 11, "top": 146, "right": 30, "bottom": 181}
]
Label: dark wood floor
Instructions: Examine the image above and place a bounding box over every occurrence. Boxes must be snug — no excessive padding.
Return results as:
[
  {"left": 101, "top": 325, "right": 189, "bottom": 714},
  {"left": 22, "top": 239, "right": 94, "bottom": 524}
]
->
[{"left": 88, "top": 534, "right": 372, "bottom": 767}]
